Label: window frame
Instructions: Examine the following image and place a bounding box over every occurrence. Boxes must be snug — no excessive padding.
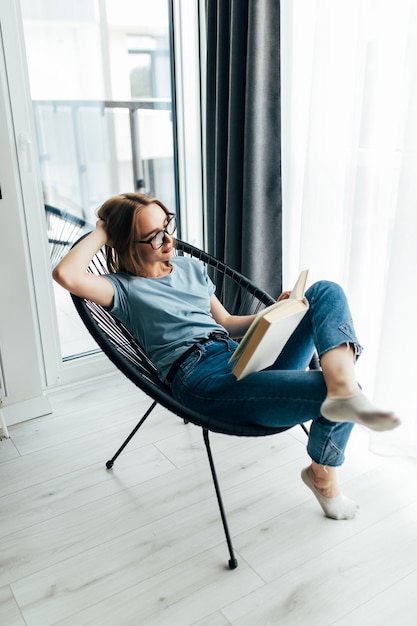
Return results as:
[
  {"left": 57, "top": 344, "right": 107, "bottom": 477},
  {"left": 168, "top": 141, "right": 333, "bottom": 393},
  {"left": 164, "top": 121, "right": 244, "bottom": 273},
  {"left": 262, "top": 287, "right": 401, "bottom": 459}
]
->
[{"left": 0, "top": 0, "right": 204, "bottom": 423}]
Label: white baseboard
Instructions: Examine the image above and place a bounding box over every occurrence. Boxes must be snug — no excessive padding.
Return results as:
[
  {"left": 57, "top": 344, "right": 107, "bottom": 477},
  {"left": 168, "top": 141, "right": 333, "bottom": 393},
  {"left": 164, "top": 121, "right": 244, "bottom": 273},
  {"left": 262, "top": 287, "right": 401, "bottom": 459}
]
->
[{"left": 1, "top": 394, "right": 52, "bottom": 427}]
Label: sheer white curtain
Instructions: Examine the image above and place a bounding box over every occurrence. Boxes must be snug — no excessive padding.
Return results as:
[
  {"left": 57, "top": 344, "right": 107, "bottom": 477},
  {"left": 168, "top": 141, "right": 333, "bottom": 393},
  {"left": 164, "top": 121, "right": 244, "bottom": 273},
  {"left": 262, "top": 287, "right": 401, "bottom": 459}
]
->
[{"left": 281, "top": 0, "right": 417, "bottom": 456}]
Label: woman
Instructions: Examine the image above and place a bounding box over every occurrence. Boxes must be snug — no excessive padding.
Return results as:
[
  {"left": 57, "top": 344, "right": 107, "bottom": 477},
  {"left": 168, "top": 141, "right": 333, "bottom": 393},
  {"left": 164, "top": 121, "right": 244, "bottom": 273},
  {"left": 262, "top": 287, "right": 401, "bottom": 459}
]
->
[{"left": 53, "top": 192, "right": 400, "bottom": 521}]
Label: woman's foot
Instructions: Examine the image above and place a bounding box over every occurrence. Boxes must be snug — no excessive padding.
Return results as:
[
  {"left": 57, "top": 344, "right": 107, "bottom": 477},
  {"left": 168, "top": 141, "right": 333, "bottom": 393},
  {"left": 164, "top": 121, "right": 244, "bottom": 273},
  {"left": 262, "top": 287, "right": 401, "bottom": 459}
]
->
[
  {"left": 321, "top": 393, "right": 400, "bottom": 431},
  {"left": 301, "top": 465, "right": 359, "bottom": 520}
]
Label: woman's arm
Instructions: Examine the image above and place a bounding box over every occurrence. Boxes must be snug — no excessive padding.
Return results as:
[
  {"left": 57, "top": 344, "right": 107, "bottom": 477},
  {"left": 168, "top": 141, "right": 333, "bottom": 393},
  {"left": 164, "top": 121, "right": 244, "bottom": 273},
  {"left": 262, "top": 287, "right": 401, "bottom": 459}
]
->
[
  {"left": 209, "top": 294, "right": 256, "bottom": 339},
  {"left": 52, "top": 221, "right": 114, "bottom": 307},
  {"left": 210, "top": 290, "right": 292, "bottom": 339}
]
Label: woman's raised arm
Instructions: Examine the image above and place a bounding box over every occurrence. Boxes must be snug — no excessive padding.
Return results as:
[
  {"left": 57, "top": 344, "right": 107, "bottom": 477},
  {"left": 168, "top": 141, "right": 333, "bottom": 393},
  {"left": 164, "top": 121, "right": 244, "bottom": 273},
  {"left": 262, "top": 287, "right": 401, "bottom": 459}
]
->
[{"left": 52, "top": 220, "right": 114, "bottom": 307}]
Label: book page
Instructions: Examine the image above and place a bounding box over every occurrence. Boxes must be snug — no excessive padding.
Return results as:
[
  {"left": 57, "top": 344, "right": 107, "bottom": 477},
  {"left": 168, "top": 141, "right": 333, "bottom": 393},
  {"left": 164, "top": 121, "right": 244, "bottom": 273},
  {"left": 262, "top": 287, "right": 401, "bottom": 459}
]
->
[
  {"left": 229, "top": 269, "right": 309, "bottom": 370},
  {"left": 289, "top": 269, "right": 309, "bottom": 300}
]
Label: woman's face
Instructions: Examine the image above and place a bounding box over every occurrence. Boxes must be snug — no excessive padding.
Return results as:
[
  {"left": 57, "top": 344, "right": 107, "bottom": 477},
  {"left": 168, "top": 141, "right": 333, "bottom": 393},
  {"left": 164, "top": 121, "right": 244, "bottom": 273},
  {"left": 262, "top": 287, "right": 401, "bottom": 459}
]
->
[{"left": 134, "top": 203, "right": 175, "bottom": 264}]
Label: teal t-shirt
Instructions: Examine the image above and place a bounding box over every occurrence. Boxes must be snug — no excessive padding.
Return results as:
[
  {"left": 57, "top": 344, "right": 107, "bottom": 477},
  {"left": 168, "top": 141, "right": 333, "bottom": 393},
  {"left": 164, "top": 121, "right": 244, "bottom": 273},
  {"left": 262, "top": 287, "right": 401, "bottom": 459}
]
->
[{"left": 104, "top": 256, "right": 227, "bottom": 381}]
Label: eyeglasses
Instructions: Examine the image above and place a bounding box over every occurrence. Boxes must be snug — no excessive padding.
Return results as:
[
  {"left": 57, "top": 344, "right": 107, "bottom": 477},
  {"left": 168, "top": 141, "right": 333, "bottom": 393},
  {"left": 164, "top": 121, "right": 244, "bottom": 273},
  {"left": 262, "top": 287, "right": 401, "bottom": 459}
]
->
[{"left": 134, "top": 213, "right": 176, "bottom": 250}]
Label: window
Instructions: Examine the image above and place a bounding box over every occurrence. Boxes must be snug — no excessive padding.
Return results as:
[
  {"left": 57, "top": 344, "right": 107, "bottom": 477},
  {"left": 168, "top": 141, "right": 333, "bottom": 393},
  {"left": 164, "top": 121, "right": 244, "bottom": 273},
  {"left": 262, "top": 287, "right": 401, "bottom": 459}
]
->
[
  {"left": 21, "top": 0, "right": 178, "bottom": 360},
  {"left": 0, "top": 0, "right": 203, "bottom": 412}
]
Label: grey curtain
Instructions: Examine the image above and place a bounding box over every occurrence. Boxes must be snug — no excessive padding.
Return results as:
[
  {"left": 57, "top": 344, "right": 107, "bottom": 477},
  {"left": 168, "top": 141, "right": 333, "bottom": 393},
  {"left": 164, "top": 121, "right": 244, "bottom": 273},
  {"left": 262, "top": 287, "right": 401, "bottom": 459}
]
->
[{"left": 206, "top": 0, "right": 282, "bottom": 297}]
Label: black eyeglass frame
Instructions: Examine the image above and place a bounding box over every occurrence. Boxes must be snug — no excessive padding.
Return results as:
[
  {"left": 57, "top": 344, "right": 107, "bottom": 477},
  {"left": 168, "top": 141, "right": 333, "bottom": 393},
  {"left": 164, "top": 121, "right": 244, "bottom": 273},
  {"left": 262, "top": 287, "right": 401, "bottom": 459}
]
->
[{"left": 134, "top": 213, "right": 177, "bottom": 250}]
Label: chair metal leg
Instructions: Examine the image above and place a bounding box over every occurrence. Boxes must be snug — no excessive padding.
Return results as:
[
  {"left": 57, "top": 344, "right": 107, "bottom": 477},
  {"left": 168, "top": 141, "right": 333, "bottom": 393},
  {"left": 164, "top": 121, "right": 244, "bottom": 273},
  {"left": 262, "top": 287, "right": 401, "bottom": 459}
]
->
[
  {"left": 202, "top": 428, "right": 238, "bottom": 570},
  {"left": 106, "top": 400, "right": 157, "bottom": 468}
]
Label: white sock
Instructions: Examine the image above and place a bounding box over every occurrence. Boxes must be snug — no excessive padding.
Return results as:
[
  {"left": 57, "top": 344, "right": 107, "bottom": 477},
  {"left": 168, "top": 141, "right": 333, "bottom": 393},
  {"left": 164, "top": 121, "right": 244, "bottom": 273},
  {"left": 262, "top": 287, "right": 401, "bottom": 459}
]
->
[
  {"left": 301, "top": 467, "right": 359, "bottom": 520},
  {"left": 321, "top": 393, "right": 400, "bottom": 432}
]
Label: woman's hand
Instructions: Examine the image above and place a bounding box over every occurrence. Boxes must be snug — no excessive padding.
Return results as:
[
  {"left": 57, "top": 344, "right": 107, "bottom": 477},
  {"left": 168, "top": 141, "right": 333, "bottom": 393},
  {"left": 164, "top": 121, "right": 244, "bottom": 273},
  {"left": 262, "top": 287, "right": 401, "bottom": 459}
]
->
[
  {"left": 96, "top": 219, "right": 113, "bottom": 248},
  {"left": 52, "top": 219, "right": 114, "bottom": 306},
  {"left": 277, "top": 291, "right": 291, "bottom": 302}
]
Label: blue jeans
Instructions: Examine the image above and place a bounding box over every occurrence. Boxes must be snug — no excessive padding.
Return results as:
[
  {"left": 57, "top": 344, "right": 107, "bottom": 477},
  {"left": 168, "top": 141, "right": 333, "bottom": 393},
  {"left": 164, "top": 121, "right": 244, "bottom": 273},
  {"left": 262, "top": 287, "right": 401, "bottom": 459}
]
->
[{"left": 170, "top": 281, "right": 363, "bottom": 467}]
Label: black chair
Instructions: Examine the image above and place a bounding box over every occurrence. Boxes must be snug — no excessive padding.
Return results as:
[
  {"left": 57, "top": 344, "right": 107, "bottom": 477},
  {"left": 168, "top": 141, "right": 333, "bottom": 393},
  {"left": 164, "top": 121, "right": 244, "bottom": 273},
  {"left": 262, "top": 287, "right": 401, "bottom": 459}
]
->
[
  {"left": 45, "top": 204, "right": 91, "bottom": 267},
  {"left": 71, "top": 238, "right": 309, "bottom": 569}
]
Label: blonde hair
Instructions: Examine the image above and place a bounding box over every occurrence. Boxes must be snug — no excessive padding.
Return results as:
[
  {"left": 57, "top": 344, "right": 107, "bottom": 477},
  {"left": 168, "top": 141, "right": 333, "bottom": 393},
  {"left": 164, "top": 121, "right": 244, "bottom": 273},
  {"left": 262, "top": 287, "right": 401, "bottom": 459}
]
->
[{"left": 97, "top": 192, "right": 171, "bottom": 275}]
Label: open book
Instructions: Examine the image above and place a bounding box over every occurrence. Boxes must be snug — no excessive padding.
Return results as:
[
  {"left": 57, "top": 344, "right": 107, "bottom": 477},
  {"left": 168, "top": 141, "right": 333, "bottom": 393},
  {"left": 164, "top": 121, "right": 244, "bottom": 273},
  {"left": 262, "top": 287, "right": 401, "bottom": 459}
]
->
[{"left": 229, "top": 270, "right": 309, "bottom": 380}]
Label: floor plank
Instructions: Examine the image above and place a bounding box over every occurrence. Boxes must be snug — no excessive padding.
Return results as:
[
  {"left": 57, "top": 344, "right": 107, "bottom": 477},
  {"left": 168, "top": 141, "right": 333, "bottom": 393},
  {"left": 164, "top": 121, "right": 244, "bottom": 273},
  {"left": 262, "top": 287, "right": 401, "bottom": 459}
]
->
[
  {"left": 222, "top": 501, "right": 417, "bottom": 625},
  {"left": 1, "top": 373, "right": 417, "bottom": 626},
  {"left": 0, "top": 585, "right": 26, "bottom": 626},
  {"left": 51, "top": 547, "right": 260, "bottom": 626},
  {"left": 333, "top": 567, "right": 417, "bottom": 626}
]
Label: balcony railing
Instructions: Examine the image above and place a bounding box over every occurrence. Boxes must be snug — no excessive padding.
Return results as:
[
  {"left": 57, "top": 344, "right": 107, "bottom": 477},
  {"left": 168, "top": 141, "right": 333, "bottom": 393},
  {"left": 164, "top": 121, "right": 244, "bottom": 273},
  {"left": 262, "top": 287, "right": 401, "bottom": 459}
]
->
[{"left": 33, "top": 98, "right": 175, "bottom": 222}]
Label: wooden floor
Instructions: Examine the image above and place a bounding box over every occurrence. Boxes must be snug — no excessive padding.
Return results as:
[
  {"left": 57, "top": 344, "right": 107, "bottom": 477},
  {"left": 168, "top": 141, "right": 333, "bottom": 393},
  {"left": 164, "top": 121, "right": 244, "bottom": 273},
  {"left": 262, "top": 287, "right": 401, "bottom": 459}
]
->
[{"left": 1, "top": 372, "right": 417, "bottom": 626}]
